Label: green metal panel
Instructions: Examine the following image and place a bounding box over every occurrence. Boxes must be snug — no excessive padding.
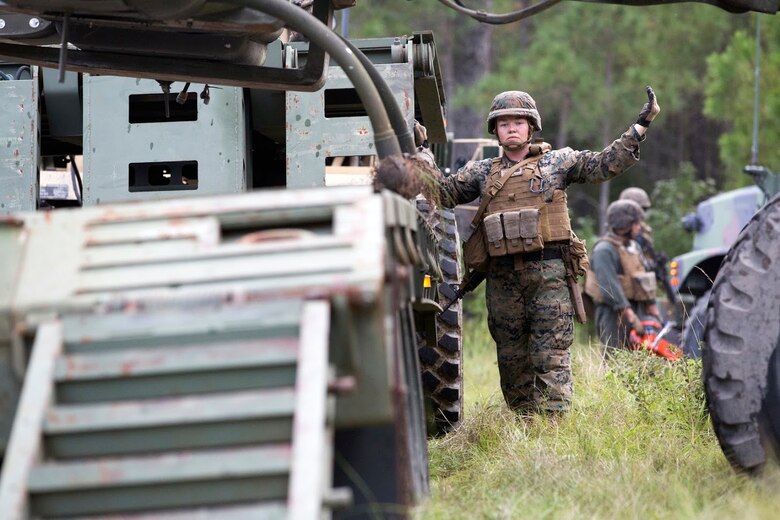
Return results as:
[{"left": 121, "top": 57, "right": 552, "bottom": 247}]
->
[
  {"left": 0, "top": 221, "right": 25, "bottom": 453},
  {"left": 29, "top": 445, "right": 291, "bottom": 517},
  {"left": 0, "top": 186, "right": 440, "bottom": 517},
  {"left": 0, "top": 75, "right": 39, "bottom": 214},
  {"left": 82, "top": 75, "right": 248, "bottom": 205},
  {"left": 286, "top": 58, "right": 415, "bottom": 188},
  {"left": 55, "top": 337, "right": 298, "bottom": 403}
]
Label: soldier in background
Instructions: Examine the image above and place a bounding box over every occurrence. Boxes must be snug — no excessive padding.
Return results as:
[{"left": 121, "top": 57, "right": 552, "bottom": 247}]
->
[
  {"left": 585, "top": 199, "right": 660, "bottom": 355},
  {"left": 619, "top": 186, "right": 676, "bottom": 309},
  {"left": 619, "top": 187, "right": 655, "bottom": 267},
  {"left": 415, "top": 87, "right": 660, "bottom": 414}
]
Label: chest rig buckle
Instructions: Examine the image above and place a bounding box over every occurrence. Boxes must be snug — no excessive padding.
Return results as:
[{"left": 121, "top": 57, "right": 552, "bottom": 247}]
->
[{"left": 529, "top": 177, "right": 548, "bottom": 193}]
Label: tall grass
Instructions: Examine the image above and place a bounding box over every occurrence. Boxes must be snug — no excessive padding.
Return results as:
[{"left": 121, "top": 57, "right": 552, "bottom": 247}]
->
[{"left": 414, "top": 286, "right": 780, "bottom": 519}]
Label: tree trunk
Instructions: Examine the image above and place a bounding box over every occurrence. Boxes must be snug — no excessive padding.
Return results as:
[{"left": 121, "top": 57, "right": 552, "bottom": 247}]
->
[
  {"left": 451, "top": 1, "right": 493, "bottom": 164},
  {"left": 598, "top": 50, "right": 615, "bottom": 235}
]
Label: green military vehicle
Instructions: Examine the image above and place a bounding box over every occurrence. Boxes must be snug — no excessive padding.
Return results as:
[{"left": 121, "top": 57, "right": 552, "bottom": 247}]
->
[
  {"left": 0, "top": 0, "right": 778, "bottom": 518},
  {"left": 0, "top": 1, "right": 463, "bottom": 517},
  {"left": 669, "top": 183, "right": 765, "bottom": 357}
]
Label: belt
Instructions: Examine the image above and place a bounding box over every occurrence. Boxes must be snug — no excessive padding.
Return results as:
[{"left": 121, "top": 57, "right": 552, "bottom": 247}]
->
[{"left": 518, "top": 245, "right": 565, "bottom": 261}]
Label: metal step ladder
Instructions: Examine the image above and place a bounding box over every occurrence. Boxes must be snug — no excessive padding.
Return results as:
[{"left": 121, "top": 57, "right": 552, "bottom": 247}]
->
[{"left": 0, "top": 298, "right": 340, "bottom": 519}]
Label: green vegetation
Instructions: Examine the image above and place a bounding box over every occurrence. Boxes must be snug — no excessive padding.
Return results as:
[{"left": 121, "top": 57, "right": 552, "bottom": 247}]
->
[
  {"left": 349, "top": 2, "right": 780, "bottom": 252},
  {"left": 647, "top": 164, "right": 717, "bottom": 258},
  {"left": 414, "top": 288, "right": 780, "bottom": 519}
]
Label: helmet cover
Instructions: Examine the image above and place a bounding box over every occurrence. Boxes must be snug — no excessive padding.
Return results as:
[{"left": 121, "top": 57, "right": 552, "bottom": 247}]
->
[
  {"left": 607, "top": 199, "right": 645, "bottom": 231},
  {"left": 619, "top": 187, "right": 651, "bottom": 210},
  {"left": 487, "top": 90, "right": 542, "bottom": 134}
]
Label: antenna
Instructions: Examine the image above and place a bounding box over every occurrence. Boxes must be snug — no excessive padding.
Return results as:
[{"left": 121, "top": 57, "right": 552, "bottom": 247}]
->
[{"left": 750, "top": 14, "right": 761, "bottom": 166}]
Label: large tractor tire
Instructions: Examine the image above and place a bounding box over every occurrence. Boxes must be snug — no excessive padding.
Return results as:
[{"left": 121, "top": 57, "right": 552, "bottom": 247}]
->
[
  {"left": 681, "top": 290, "right": 709, "bottom": 359},
  {"left": 416, "top": 200, "right": 464, "bottom": 436},
  {"left": 703, "top": 195, "right": 780, "bottom": 472}
]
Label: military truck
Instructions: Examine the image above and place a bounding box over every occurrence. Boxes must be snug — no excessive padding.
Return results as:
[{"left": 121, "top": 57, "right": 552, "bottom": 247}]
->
[
  {"left": 0, "top": 1, "right": 464, "bottom": 517},
  {"left": 0, "top": 0, "right": 778, "bottom": 518},
  {"left": 669, "top": 183, "right": 764, "bottom": 357}
]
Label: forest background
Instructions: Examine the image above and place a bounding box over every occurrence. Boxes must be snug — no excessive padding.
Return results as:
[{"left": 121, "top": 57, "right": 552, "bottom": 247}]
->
[{"left": 346, "top": 0, "right": 779, "bottom": 256}]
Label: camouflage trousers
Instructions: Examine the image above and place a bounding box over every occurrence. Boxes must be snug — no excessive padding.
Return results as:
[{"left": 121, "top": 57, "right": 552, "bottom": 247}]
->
[{"left": 486, "top": 256, "right": 574, "bottom": 412}]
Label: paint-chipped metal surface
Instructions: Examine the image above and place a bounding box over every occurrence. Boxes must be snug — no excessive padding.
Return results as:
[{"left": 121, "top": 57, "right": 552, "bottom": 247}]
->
[
  {"left": 286, "top": 60, "right": 415, "bottom": 188},
  {"left": 0, "top": 77, "right": 39, "bottom": 214},
  {"left": 83, "top": 75, "right": 247, "bottom": 205},
  {"left": 0, "top": 185, "right": 439, "bottom": 517}
]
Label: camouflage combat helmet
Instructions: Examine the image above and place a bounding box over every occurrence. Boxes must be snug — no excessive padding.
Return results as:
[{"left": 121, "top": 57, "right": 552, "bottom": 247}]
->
[
  {"left": 619, "top": 187, "right": 651, "bottom": 210},
  {"left": 487, "top": 91, "right": 542, "bottom": 134},
  {"left": 607, "top": 199, "right": 645, "bottom": 231}
]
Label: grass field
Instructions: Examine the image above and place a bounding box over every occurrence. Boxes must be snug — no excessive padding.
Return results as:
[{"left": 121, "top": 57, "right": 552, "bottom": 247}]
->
[{"left": 413, "top": 287, "right": 780, "bottom": 519}]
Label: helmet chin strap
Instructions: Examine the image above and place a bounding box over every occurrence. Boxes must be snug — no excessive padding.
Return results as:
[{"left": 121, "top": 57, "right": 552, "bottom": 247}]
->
[{"left": 498, "top": 131, "right": 534, "bottom": 152}]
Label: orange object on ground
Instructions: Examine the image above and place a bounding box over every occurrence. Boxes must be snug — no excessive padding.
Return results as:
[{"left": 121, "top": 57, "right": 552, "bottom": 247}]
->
[{"left": 629, "top": 318, "right": 682, "bottom": 362}]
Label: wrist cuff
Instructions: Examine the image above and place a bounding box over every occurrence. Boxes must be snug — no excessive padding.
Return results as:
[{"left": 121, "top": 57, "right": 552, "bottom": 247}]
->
[{"left": 636, "top": 116, "right": 651, "bottom": 128}]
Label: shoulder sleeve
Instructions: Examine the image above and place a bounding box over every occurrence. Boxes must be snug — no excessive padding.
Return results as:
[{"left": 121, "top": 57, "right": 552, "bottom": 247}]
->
[
  {"left": 439, "top": 159, "right": 490, "bottom": 208},
  {"left": 559, "top": 126, "right": 644, "bottom": 186}
]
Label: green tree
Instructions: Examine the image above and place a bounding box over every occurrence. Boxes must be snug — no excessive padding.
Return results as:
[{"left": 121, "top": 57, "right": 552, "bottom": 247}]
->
[
  {"left": 647, "top": 162, "right": 717, "bottom": 258},
  {"left": 704, "top": 14, "right": 780, "bottom": 189}
]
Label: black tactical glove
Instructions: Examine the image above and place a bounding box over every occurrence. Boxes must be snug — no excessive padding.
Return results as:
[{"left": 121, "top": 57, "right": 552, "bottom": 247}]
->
[{"left": 636, "top": 86, "right": 660, "bottom": 128}]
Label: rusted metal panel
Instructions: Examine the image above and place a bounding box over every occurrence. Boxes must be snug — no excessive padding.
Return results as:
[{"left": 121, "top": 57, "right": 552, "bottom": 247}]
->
[
  {"left": 45, "top": 388, "right": 296, "bottom": 435},
  {"left": 288, "top": 300, "right": 333, "bottom": 518},
  {"left": 0, "top": 76, "right": 39, "bottom": 214},
  {"left": 0, "top": 321, "right": 62, "bottom": 520},
  {"left": 10, "top": 187, "right": 385, "bottom": 317},
  {"left": 0, "top": 186, "right": 433, "bottom": 516},
  {"left": 82, "top": 75, "right": 247, "bottom": 205},
  {"left": 45, "top": 398, "right": 296, "bottom": 459},
  {"left": 82, "top": 502, "right": 289, "bottom": 519},
  {"left": 60, "top": 300, "right": 303, "bottom": 353},
  {"left": 286, "top": 61, "right": 414, "bottom": 188},
  {"left": 0, "top": 222, "right": 25, "bottom": 450},
  {"left": 55, "top": 337, "right": 298, "bottom": 382},
  {"left": 29, "top": 445, "right": 291, "bottom": 517}
]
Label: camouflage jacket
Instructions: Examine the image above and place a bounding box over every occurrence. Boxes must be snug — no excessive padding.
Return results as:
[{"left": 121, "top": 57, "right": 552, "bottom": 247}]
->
[{"left": 439, "top": 126, "right": 644, "bottom": 208}]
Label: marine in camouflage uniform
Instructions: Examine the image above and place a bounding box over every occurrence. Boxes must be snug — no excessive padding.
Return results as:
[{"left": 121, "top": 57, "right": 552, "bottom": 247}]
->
[
  {"left": 436, "top": 88, "right": 660, "bottom": 413},
  {"left": 619, "top": 187, "right": 656, "bottom": 270},
  {"left": 586, "top": 199, "right": 659, "bottom": 355}
]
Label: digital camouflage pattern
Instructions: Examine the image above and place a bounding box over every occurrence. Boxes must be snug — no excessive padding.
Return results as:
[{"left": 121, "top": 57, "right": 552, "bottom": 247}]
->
[
  {"left": 486, "top": 256, "right": 573, "bottom": 412},
  {"left": 438, "top": 127, "right": 644, "bottom": 209},
  {"left": 486, "top": 91, "right": 542, "bottom": 134}
]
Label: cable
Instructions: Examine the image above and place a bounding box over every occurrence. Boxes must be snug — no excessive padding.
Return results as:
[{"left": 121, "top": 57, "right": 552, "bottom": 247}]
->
[
  {"left": 14, "top": 65, "right": 32, "bottom": 80},
  {"left": 436, "top": 0, "right": 561, "bottom": 24},
  {"left": 68, "top": 155, "right": 83, "bottom": 204}
]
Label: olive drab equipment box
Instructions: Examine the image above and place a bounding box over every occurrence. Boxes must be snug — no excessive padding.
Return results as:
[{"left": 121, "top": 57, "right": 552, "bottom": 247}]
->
[
  {"left": 0, "top": 187, "right": 439, "bottom": 517},
  {"left": 0, "top": 8, "right": 450, "bottom": 515}
]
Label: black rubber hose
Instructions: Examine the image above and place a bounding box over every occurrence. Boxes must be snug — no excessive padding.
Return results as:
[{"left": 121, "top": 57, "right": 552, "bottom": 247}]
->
[
  {"left": 437, "top": 0, "right": 561, "bottom": 24},
  {"left": 223, "top": 0, "right": 401, "bottom": 159}
]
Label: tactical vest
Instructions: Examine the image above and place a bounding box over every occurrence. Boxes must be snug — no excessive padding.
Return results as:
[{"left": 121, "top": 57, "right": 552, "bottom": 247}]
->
[
  {"left": 584, "top": 236, "right": 656, "bottom": 303},
  {"left": 481, "top": 155, "right": 572, "bottom": 257}
]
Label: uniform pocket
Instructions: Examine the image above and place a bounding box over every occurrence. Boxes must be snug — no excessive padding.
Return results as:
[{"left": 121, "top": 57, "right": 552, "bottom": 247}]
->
[
  {"left": 463, "top": 224, "right": 490, "bottom": 271},
  {"left": 569, "top": 230, "right": 589, "bottom": 277},
  {"left": 484, "top": 213, "right": 508, "bottom": 257},
  {"left": 503, "top": 208, "right": 543, "bottom": 254},
  {"left": 632, "top": 271, "right": 657, "bottom": 300}
]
